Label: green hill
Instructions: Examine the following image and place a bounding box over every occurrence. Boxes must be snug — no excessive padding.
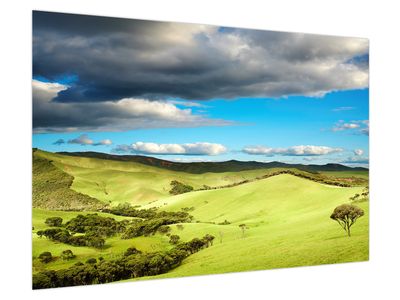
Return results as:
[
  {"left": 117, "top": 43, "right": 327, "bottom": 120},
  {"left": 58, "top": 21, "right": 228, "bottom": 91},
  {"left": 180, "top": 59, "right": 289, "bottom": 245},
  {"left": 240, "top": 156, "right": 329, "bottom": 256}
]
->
[
  {"left": 133, "top": 174, "right": 368, "bottom": 278},
  {"left": 32, "top": 150, "right": 104, "bottom": 210},
  {"left": 32, "top": 149, "right": 368, "bottom": 285},
  {"left": 58, "top": 151, "right": 368, "bottom": 174},
  {"left": 34, "top": 149, "right": 368, "bottom": 207}
]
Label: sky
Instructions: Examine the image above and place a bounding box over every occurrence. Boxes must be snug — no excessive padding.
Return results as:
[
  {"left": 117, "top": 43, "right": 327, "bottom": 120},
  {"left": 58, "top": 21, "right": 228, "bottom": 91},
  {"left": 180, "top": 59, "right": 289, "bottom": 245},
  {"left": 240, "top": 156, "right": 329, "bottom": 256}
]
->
[{"left": 32, "top": 11, "right": 369, "bottom": 167}]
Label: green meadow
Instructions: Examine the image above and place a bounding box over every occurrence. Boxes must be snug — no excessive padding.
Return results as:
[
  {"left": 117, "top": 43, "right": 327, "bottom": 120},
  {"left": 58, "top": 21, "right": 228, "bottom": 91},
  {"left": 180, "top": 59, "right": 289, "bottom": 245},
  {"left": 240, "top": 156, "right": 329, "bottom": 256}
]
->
[{"left": 32, "top": 149, "right": 369, "bottom": 286}]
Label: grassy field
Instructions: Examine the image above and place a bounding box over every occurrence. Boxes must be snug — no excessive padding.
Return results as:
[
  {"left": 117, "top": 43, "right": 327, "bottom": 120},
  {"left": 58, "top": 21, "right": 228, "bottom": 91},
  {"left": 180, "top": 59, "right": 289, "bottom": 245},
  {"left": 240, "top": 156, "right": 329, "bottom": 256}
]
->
[
  {"left": 32, "top": 150, "right": 369, "bottom": 285},
  {"left": 34, "top": 150, "right": 294, "bottom": 205},
  {"left": 129, "top": 174, "right": 368, "bottom": 279}
]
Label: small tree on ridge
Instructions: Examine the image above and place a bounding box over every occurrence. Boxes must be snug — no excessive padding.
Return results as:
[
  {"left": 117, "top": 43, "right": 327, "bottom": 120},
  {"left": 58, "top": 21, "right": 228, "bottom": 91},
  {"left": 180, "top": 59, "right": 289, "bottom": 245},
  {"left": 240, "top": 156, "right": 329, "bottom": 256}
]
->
[{"left": 330, "top": 204, "right": 364, "bottom": 237}]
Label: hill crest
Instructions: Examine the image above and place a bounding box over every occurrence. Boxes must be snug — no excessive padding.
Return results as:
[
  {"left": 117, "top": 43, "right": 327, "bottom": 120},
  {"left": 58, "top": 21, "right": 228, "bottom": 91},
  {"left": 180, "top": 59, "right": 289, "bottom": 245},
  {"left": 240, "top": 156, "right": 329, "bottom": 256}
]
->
[{"left": 56, "top": 150, "right": 368, "bottom": 174}]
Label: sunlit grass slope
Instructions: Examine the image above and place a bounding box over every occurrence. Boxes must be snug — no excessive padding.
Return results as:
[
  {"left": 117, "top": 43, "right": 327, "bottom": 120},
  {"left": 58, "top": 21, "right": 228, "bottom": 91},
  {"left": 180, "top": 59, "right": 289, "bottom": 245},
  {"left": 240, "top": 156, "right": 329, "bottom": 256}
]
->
[
  {"left": 32, "top": 150, "right": 368, "bottom": 282},
  {"left": 34, "top": 150, "right": 286, "bottom": 206},
  {"left": 127, "top": 174, "right": 368, "bottom": 279}
]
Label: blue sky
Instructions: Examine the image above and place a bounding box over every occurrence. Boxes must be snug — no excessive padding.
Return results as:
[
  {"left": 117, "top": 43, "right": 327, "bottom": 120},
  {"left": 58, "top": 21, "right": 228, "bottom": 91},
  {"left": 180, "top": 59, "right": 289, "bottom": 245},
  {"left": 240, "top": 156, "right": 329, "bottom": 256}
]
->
[
  {"left": 32, "top": 12, "right": 369, "bottom": 167},
  {"left": 33, "top": 88, "right": 369, "bottom": 166}
]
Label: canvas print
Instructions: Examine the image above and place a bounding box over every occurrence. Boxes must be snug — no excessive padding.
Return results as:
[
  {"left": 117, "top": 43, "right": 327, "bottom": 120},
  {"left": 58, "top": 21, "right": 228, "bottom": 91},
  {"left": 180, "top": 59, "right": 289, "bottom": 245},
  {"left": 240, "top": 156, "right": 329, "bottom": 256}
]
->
[{"left": 32, "top": 11, "right": 369, "bottom": 289}]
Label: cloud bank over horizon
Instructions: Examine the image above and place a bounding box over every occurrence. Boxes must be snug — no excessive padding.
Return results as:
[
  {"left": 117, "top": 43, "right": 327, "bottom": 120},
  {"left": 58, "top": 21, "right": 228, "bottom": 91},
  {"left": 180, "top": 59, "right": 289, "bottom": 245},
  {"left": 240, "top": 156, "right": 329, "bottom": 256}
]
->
[
  {"left": 113, "top": 142, "right": 227, "bottom": 156},
  {"left": 242, "top": 145, "right": 343, "bottom": 156}
]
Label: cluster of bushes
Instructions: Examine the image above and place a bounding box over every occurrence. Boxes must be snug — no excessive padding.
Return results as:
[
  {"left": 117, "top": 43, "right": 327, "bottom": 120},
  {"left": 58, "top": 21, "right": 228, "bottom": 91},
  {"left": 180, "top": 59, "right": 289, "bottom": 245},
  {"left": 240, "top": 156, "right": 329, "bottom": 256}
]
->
[
  {"left": 197, "top": 169, "right": 352, "bottom": 191},
  {"left": 33, "top": 234, "right": 215, "bottom": 289},
  {"left": 102, "top": 204, "right": 158, "bottom": 218},
  {"left": 45, "top": 217, "right": 63, "bottom": 227},
  {"left": 181, "top": 206, "right": 195, "bottom": 212},
  {"left": 169, "top": 235, "right": 180, "bottom": 244},
  {"left": 350, "top": 186, "right": 369, "bottom": 202},
  {"left": 103, "top": 203, "right": 194, "bottom": 221},
  {"left": 169, "top": 180, "right": 194, "bottom": 195},
  {"left": 101, "top": 204, "right": 193, "bottom": 239},
  {"left": 37, "top": 209, "right": 193, "bottom": 248},
  {"left": 64, "top": 213, "right": 128, "bottom": 237},
  {"left": 38, "top": 250, "right": 76, "bottom": 264},
  {"left": 37, "top": 228, "right": 106, "bottom": 249},
  {"left": 121, "top": 214, "right": 191, "bottom": 239},
  {"left": 218, "top": 220, "right": 231, "bottom": 225},
  {"left": 263, "top": 170, "right": 351, "bottom": 187}
]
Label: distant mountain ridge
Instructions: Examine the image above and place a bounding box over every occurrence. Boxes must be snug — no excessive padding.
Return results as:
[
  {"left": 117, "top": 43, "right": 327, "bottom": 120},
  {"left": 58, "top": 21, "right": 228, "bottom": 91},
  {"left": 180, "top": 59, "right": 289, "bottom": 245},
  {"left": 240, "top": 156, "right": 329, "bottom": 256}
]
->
[{"left": 56, "top": 151, "right": 368, "bottom": 174}]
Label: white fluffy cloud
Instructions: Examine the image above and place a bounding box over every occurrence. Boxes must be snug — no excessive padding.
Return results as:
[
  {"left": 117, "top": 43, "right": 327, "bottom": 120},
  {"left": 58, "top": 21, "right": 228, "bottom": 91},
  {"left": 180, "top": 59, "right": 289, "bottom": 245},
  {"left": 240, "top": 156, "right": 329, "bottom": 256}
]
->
[
  {"left": 332, "top": 122, "right": 360, "bottom": 131},
  {"left": 114, "top": 142, "right": 227, "bottom": 156},
  {"left": 33, "top": 80, "right": 232, "bottom": 133},
  {"left": 354, "top": 149, "right": 364, "bottom": 156},
  {"left": 341, "top": 156, "right": 369, "bottom": 164},
  {"left": 94, "top": 139, "right": 113, "bottom": 146},
  {"left": 68, "top": 134, "right": 94, "bottom": 145},
  {"left": 332, "top": 120, "right": 369, "bottom": 135},
  {"left": 63, "top": 134, "right": 112, "bottom": 146},
  {"left": 332, "top": 107, "right": 355, "bottom": 112},
  {"left": 242, "top": 145, "right": 343, "bottom": 156}
]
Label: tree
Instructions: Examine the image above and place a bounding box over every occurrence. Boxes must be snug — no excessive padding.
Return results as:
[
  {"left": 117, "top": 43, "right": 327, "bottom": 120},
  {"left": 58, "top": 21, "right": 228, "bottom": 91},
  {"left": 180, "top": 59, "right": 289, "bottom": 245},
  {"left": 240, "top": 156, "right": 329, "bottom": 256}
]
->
[
  {"left": 330, "top": 204, "right": 364, "bottom": 237},
  {"left": 61, "top": 250, "right": 75, "bottom": 260},
  {"left": 169, "top": 234, "right": 180, "bottom": 245},
  {"left": 45, "top": 217, "right": 63, "bottom": 227},
  {"left": 239, "top": 224, "right": 248, "bottom": 238},
  {"left": 38, "top": 251, "right": 53, "bottom": 263},
  {"left": 158, "top": 225, "right": 171, "bottom": 234},
  {"left": 202, "top": 234, "right": 215, "bottom": 247},
  {"left": 86, "top": 236, "right": 105, "bottom": 249},
  {"left": 218, "top": 231, "right": 224, "bottom": 243},
  {"left": 124, "top": 247, "right": 142, "bottom": 257},
  {"left": 169, "top": 180, "right": 194, "bottom": 195},
  {"left": 86, "top": 258, "right": 97, "bottom": 264}
]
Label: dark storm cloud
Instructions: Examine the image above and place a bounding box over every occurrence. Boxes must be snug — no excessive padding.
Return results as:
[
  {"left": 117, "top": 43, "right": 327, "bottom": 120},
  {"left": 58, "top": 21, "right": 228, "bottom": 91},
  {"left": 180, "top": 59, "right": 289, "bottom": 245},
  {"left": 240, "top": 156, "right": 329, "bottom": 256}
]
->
[
  {"left": 32, "top": 79, "right": 232, "bottom": 133},
  {"left": 33, "top": 11, "right": 369, "bottom": 104}
]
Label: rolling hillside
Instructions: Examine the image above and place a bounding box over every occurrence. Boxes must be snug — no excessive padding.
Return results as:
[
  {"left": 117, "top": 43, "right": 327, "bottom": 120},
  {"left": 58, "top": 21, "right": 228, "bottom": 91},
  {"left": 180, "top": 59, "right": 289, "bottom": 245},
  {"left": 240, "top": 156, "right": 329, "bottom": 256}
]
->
[
  {"left": 58, "top": 150, "right": 369, "bottom": 174},
  {"left": 32, "top": 149, "right": 369, "bottom": 286},
  {"left": 34, "top": 149, "right": 368, "bottom": 206},
  {"left": 133, "top": 174, "right": 368, "bottom": 278},
  {"left": 32, "top": 150, "right": 104, "bottom": 210}
]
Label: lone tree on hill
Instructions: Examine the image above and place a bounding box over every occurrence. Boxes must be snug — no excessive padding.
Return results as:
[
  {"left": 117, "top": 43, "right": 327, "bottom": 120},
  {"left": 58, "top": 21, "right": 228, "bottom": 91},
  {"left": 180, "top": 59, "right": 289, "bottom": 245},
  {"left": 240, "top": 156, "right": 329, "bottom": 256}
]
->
[
  {"left": 330, "top": 204, "right": 364, "bottom": 237},
  {"left": 239, "top": 224, "right": 249, "bottom": 238}
]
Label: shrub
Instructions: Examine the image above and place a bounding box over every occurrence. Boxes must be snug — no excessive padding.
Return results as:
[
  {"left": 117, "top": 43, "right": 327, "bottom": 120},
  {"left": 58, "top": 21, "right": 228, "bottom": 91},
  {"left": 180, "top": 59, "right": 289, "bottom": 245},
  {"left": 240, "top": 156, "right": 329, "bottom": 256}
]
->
[
  {"left": 38, "top": 252, "right": 53, "bottom": 263},
  {"left": 158, "top": 225, "right": 171, "bottom": 234},
  {"left": 169, "top": 180, "right": 194, "bottom": 195},
  {"left": 169, "top": 234, "right": 180, "bottom": 245},
  {"left": 61, "top": 250, "right": 75, "bottom": 260},
  {"left": 86, "top": 258, "right": 97, "bottom": 264},
  {"left": 45, "top": 217, "right": 63, "bottom": 227},
  {"left": 218, "top": 220, "right": 231, "bottom": 225},
  {"left": 124, "top": 247, "right": 142, "bottom": 257}
]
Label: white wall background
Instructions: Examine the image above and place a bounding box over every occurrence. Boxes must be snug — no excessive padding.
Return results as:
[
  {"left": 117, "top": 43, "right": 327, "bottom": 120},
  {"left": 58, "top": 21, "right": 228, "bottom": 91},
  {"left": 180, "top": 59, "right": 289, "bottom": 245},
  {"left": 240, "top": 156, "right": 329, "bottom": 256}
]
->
[{"left": 1, "top": 0, "right": 399, "bottom": 299}]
